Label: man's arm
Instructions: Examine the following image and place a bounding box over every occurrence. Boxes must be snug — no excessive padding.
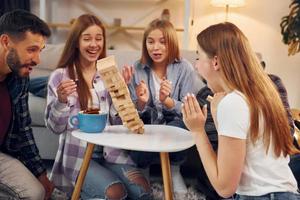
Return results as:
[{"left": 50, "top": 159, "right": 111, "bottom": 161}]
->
[{"left": 17, "top": 77, "right": 46, "bottom": 177}]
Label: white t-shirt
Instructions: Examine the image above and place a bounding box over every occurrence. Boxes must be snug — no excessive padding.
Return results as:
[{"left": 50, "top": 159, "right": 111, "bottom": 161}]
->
[
  {"left": 152, "top": 71, "right": 162, "bottom": 101},
  {"left": 89, "top": 88, "right": 109, "bottom": 114},
  {"left": 217, "top": 91, "right": 298, "bottom": 196}
]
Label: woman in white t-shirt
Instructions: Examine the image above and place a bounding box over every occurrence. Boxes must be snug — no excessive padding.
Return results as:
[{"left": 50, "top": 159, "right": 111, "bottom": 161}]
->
[{"left": 182, "top": 22, "right": 300, "bottom": 200}]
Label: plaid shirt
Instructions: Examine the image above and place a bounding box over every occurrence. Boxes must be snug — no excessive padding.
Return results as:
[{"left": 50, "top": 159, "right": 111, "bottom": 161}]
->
[
  {"left": 268, "top": 74, "right": 294, "bottom": 135},
  {"left": 196, "top": 86, "right": 218, "bottom": 151},
  {"left": 2, "top": 73, "right": 45, "bottom": 177},
  {"left": 45, "top": 68, "right": 131, "bottom": 194}
]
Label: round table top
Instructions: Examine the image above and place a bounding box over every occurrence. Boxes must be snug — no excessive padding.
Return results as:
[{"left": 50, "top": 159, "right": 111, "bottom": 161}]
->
[{"left": 72, "top": 125, "right": 195, "bottom": 152}]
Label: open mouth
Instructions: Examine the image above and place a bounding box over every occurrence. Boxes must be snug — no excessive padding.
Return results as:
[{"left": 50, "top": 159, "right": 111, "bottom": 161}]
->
[
  {"left": 152, "top": 53, "right": 162, "bottom": 59},
  {"left": 87, "top": 49, "right": 100, "bottom": 57},
  {"left": 25, "top": 65, "right": 33, "bottom": 73}
]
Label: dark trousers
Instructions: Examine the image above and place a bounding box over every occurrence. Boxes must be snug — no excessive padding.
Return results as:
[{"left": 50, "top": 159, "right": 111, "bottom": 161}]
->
[
  {"left": 290, "top": 153, "right": 300, "bottom": 189},
  {"left": 130, "top": 119, "right": 188, "bottom": 168}
]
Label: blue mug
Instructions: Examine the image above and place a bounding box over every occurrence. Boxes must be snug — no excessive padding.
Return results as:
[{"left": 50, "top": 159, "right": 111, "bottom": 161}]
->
[{"left": 70, "top": 112, "right": 108, "bottom": 133}]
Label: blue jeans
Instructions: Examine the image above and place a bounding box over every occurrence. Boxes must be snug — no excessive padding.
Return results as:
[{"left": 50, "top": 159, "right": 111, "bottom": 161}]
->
[
  {"left": 29, "top": 76, "right": 48, "bottom": 98},
  {"left": 235, "top": 192, "right": 300, "bottom": 200},
  {"left": 129, "top": 119, "right": 189, "bottom": 168},
  {"left": 81, "top": 160, "right": 152, "bottom": 200}
]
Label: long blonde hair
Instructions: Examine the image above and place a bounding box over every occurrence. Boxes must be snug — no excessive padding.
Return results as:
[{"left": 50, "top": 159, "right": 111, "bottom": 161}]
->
[
  {"left": 141, "top": 19, "right": 180, "bottom": 65},
  {"left": 57, "top": 14, "right": 106, "bottom": 110},
  {"left": 197, "top": 22, "right": 297, "bottom": 156}
]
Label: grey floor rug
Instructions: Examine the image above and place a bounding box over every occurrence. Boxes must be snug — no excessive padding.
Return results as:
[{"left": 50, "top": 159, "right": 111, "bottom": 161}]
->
[
  {"left": 50, "top": 182, "right": 207, "bottom": 200},
  {"left": 151, "top": 182, "right": 206, "bottom": 200}
]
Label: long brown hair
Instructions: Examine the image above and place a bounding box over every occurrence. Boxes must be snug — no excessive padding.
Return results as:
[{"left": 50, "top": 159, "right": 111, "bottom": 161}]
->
[
  {"left": 197, "top": 22, "right": 297, "bottom": 157},
  {"left": 141, "top": 19, "right": 180, "bottom": 65},
  {"left": 57, "top": 14, "right": 106, "bottom": 110}
]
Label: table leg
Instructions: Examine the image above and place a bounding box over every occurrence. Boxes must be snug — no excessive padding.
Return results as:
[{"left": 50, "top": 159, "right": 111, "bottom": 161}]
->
[
  {"left": 160, "top": 152, "right": 173, "bottom": 200},
  {"left": 71, "top": 143, "right": 95, "bottom": 200}
]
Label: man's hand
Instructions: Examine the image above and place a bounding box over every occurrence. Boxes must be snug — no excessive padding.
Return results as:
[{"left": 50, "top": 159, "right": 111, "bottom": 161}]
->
[{"left": 38, "top": 173, "right": 54, "bottom": 200}]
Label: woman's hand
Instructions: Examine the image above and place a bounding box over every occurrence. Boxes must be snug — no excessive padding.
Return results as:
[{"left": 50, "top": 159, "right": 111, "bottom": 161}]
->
[
  {"left": 182, "top": 93, "right": 207, "bottom": 134},
  {"left": 122, "top": 65, "right": 134, "bottom": 84},
  {"left": 56, "top": 79, "right": 77, "bottom": 103},
  {"left": 135, "top": 80, "right": 149, "bottom": 109},
  {"left": 159, "top": 78, "right": 172, "bottom": 103}
]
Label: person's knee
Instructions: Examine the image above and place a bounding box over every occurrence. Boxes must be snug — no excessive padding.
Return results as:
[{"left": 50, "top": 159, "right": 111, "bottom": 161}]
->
[
  {"left": 29, "top": 181, "right": 45, "bottom": 200},
  {"left": 0, "top": 183, "right": 20, "bottom": 199},
  {"left": 126, "top": 170, "right": 151, "bottom": 193},
  {"left": 1, "top": 157, "right": 45, "bottom": 200},
  {"left": 105, "top": 182, "right": 127, "bottom": 200}
]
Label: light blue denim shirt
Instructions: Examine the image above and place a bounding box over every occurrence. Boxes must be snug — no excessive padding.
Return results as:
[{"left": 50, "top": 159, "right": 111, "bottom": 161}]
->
[{"left": 128, "top": 58, "right": 204, "bottom": 124}]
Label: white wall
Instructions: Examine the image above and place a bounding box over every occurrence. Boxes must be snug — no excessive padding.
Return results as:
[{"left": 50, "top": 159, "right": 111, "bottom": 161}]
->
[
  {"left": 31, "top": 0, "right": 300, "bottom": 108},
  {"left": 31, "top": 0, "right": 186, "bottom": 49}
]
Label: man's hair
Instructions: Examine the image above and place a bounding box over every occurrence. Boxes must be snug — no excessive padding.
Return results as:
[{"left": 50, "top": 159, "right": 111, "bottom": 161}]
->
[{"left": 0, "top": 9, "right": 51, "bottom": 39}]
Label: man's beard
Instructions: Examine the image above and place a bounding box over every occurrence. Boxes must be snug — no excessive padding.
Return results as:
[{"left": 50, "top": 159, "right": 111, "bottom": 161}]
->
[{"left": 6, "top": 48, "right": 37, "bottom": 76}]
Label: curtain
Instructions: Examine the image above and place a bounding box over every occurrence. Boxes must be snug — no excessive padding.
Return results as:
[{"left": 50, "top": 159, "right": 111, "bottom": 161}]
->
[{"left": 0, "top": 0, "right": 30, "bottom": 17}]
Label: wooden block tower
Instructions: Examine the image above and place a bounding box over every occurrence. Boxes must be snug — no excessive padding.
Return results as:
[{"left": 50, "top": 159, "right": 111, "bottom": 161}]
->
[{"left": 96, "top": 56, "right": 144, "bottom": 134}]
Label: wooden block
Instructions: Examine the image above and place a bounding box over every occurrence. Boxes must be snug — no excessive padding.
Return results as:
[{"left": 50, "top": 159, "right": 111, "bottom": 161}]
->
[
  {"left": 96, "top": 56, "right": 144, "bottom": 134},
  {"left": 118, "top": 104, "right": 135, "bottom": 111},
  {"left": 113, "top": 98, "right": 132, "bottom": 108},
  {"left": 96, "top": 56, "right": 118, "bottom": 73},
  {"left": 118, "top": 110, "right": 137, "bottom": 120},
  {"left": 118, "top": 107, "right": 135, "bottom": 114},
  {"left": 127, "top": 121, "right": 144, "bottom": 134},
  {"left": 122, "top": 112, "right": 139, "bottom": 121},
  {"left": 113, "top": 88, "right": 129, "bottom": 98},
  {"left": 109, "top": 82, "right": 127, "bottom": 92}
]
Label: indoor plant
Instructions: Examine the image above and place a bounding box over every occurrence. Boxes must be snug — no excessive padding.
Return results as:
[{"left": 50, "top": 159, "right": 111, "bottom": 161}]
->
[{"left": 280, "top": 0, "right": 300, "bottom": 56}]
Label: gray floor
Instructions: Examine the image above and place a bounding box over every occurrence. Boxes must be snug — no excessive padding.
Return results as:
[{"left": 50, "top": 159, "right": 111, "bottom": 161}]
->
[{"left": 44, "top": 159, "right": 207, "bottom": 200}]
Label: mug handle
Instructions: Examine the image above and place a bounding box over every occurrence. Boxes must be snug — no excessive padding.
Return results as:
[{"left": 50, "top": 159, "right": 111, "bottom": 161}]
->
[{"left": 69, "top": 115, "right": 79, "bottom": 129}]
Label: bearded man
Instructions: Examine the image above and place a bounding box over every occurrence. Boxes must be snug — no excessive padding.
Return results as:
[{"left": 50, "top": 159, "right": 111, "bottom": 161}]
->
[{"left": 0, "top": 9, "right": 54, "bottom": 200}]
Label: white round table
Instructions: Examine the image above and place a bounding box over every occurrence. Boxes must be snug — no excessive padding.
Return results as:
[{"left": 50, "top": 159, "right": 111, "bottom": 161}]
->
[{"left": 71, "top": 125, "right": 195, "bottom": 200}]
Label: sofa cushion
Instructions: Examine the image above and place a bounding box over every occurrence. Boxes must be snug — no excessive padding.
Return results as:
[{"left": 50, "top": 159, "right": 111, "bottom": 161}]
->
[
  {"left": 29, "top": 93, "right": 47, "bottom": 126},
  {"left": 30, "top": 44, "right": 64, "bottom": 78}
]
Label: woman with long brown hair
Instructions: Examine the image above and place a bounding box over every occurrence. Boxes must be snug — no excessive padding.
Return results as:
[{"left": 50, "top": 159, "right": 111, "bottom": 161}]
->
[
  {"left": 122, "top": 18, "right": 203, "bottom": 196},
  {"left": 182, "top": 22, "right": 300, "bottom": 199},
  {"left": 45, "top": 14, "right": 151, "bottom": 199}
]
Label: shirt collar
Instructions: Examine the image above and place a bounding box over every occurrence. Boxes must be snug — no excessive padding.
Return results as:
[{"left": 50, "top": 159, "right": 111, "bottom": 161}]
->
[{"left": 140, "top": 58, "right": 181, "bottom": 69}]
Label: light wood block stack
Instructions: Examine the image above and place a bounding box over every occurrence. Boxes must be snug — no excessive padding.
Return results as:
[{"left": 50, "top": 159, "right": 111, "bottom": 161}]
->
[{"left": 97, "top": 56, "right": 144, "bottom": 134}]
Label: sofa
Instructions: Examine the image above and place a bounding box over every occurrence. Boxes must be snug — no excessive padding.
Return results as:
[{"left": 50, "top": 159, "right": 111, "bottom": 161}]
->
[{"left": 29, "top": 44, "right": 203, "bottom": 165}]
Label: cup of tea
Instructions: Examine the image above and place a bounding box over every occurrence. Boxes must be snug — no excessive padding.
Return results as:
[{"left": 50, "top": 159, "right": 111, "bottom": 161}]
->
[{"left": 70, "top": 109, "right": 108, "bottom": 133}]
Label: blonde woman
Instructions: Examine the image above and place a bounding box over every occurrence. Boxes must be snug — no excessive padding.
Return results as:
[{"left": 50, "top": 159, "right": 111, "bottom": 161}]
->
[
  {"left": 182, "top": 22, "right": 300, "bottom": 200},
  {"left": 122, "top": 18, "right": 202, "bottom": 195}
]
